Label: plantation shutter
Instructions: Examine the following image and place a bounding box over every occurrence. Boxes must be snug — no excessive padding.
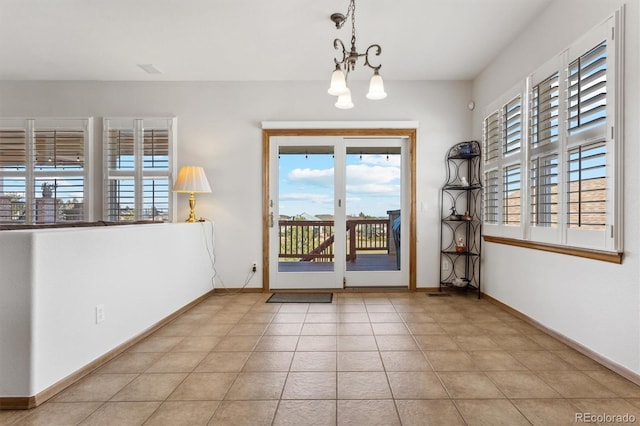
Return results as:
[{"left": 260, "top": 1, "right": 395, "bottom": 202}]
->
[
  {"left": 568, "top": 41, "right": 607, "bottom": 138},
  {"left": 531, "top": 73, "right": 560, "bottom": 149},
  {"left": 484, "top": 111, "right": 500, "bottom": 163},
  {"left": 0, "top": 119, "right": 91, "bottom": 225},
  {"left": 32, "top": 129, "right": 86, "bottom": 223},
  {"left": 530, "top": 154, "right": 558, "bottom": 227},
  {"left": 142, "top": 128, "right": 170, "bottom": 221},
  {"left": 503, "top": 164, "right": 521, "bottom": 225},
  {"left": 484, "top": 169, "right": 499, "bottom": 225},
  {"left": 0, "top": 128, "right": 27, "bottom": 223},
  {"left": 105, "top": 125, "right": 136, "bottom": 221},
  {"left": 503, "top": 96, "right": 522, "bottom": 155},
  {"left": 567, "top": 141, "right": 606, "bottom": 230}
]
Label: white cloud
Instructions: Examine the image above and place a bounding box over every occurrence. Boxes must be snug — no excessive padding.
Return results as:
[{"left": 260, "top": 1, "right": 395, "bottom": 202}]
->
[
  {"left": 346, "top": 164, "right": 400, "bottom": 185},
  {"left": 287, "top": 167, "right": 334, "bottom": 188},
  {"left": 347, "top": 183, "right": 400, "bottom": 196},
  {"left": 284, "top": 162, "right": 401, "bottom": 200}
]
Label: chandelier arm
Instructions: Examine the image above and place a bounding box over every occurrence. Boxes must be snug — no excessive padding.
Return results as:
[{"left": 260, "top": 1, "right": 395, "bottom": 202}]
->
[
  {"left": 363, "top": 44, "right": 382, "bottom": 71},
  {"left": 333, "top": 38, "right": 348, "bottom": 67}
]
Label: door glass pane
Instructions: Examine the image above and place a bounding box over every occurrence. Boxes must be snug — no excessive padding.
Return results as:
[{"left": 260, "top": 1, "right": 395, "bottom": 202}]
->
[
  {"left": 278, "top": 146, "right": 335, "bottom": 272},
  {"left": 345, "top": 147, "right": 401, "bottom": 271}
]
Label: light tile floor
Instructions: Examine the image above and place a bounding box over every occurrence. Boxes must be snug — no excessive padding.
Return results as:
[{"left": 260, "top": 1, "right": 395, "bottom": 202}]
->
[{"left": 3, "top": 291, "right": 640, "bottom": 425}]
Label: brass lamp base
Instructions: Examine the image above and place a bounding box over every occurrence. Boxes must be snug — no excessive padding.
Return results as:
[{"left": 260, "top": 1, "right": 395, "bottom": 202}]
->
[{"left": 186, "top": 192, "right": 197, "bottom": 223}]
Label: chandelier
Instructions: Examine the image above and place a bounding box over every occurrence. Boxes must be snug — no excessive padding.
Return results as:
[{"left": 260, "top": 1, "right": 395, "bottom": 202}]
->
[{"left": 328, "top": 0, "right": 387, "bottom": 109}]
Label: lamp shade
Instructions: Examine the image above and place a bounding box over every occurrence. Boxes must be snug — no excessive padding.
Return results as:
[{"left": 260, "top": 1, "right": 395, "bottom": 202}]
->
[
  {"left": 366, "top": 71, "right": 387, "bottom": 100},
  {"left": 173, "top": 166, "right": 212, "bottom": 193},
  {"left": 335, "top": 88, "right": 354, "bottom": 109},
  {"left": 328, "top": 67, "right": 347, "bottom": 96}
]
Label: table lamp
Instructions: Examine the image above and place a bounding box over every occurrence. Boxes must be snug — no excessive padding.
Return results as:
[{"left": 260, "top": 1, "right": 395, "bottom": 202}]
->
[{"left": 173, "top": 165, "right": 212, "bottom": 222}]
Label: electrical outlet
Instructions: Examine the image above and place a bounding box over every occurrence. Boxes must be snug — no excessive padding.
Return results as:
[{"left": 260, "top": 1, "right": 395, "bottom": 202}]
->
[
  {"left": 96, "top": 304, "right": 105, "bottom": 324},
  {"left": 443, "top": 261, "right": 450, "bottom": 271},
  {"left": 252, "top": 261, "right": 257, "bottom": 272}
]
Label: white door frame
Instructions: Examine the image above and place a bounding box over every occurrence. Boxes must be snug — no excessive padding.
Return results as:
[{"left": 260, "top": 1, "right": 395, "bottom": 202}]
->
[{"left": 262, "top": 124, "right": 418, "bottom": 291}]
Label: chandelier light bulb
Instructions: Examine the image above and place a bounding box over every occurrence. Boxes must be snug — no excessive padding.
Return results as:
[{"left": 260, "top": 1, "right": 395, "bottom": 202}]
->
[
  {"left": 366, "top": 71, "right": 387, "bottom": 100},
  {"left": 335, "top": 88, "right": 354, "bottom": 109},
  {"left": 328, "top": 66, "right": 347, "bottom": 96}
]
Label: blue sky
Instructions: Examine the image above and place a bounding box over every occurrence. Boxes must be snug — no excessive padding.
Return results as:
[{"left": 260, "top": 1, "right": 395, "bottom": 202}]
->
[{"left": 278, "top": 153, "right": 401, "bottom": 218}]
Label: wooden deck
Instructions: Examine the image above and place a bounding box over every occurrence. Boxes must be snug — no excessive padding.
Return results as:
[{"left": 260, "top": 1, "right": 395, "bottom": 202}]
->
[{"left": 278, "top": 253, "right": 399, "bottom": 272}]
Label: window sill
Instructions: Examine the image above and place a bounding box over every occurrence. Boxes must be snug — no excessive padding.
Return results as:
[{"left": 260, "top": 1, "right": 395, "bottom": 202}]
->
[{"left": 483, "top": 235, "right": 623, "bottom": 264}]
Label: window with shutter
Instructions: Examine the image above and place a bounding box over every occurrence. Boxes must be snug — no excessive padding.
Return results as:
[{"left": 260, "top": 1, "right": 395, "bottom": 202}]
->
[
  {"left": 483, "top": 89, "right": 524, "bottom": 235},
  {"left": 564, "top": 20, "right": 615, "bottom": 250},
  {"left": 0, "top": 119, "right": 91, "bottom": 225},
  {"left": 104, "top": 118, "right": 175, "bottom": 222},
  {"left": 482, "top": 11, "right": 621, "bottom": 255}
]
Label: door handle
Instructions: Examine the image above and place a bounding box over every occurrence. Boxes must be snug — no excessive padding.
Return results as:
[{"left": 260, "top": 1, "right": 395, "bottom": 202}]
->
[{"left": 269, "top": 212, "right": 274, "bottom": 228}]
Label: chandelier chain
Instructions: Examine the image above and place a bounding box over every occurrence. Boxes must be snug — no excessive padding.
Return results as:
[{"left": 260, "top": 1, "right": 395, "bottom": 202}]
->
[{"left": 350, "top": 0, "right": 356, "bottom": 47}]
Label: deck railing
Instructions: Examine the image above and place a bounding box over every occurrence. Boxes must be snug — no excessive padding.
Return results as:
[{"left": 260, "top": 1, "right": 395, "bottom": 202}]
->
[{"left": 279, "top": 219, "right": 389, "bottom": 262}]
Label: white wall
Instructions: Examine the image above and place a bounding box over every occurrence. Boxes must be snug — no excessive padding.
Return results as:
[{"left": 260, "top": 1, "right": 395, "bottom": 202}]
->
[
  {"left": 472, "top": 0, "right": 640, "bottom": 374},
  {"left": 0, "top": 232, "right": 33, "bottom": 396},
  {"left": 0, "top": 223, "right": 213, "bottom": 397},
  {"left": 0, "top": 79, "right": 473, "bottom": 290}
]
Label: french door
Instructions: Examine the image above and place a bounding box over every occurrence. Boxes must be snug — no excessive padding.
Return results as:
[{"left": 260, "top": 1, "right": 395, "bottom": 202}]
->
[{"left": 267, "top": 135, "right": 409, "bottom": 290}]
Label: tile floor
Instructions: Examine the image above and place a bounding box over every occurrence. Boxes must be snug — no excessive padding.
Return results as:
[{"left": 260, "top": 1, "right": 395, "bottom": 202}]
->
[{"left": 2, "top": 291, "right": 640, "bottom": 425}]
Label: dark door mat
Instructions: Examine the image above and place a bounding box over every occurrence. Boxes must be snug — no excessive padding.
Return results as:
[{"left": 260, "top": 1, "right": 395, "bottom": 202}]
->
[
  {"left": 427, "top": 293, "right": 452, "bottom": 297},
  {"left": 267, "top": 293, "right": 333, "bottom": 303}
]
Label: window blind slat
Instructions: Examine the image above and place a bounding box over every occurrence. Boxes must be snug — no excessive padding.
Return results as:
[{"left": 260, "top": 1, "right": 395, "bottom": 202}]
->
[
  {"left": 484, "top": 112, "right": 500, "bottom": 163},
  {"left": 568, "top": 41, "right": 607, "bottom": 135},
  {"left": 531, "top": 72, "right": 560, "bottom": 149},
  {"left": 34, "top": 130, "right": 84, "bottom": 169},
  {"left": 503, "top": 165, "right": 521, "bottom": 225},
  {"left": 106, "top": 178, "right": 136, "bottom": 221},
  {"left": 0, "top": 177, "right": 25, "bottom": 223},
  {"left": 530, "top": 155, "right": 558, "bottom": 227},
  {"left": 143, "top": 129, "right": 169, "bottom": 171},
  {"left": 484, "top": 170, "right": 499, "bottom": 224},
  {"left": 142, "top": 178, "right": 169, "bottom": 221},
  {"left": 31, "top": 177, "right": 85, "bottom": 223},
  {"left": 567, "top": 141, "right": 607, "bottom": 229},
  {"left": 503, "top": 97, "right": 521, "bottom": 155},
  {"left": 0, "top": 130, "right": 27, "bottom": 170}
]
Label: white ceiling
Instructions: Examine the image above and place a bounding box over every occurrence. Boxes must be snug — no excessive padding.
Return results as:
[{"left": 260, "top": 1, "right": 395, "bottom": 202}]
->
[{"left": 0, "top": 0, "right": 553, "bottom": 81}]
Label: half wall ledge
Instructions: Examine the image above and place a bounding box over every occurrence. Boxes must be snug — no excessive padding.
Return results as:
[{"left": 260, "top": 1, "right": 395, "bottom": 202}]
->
[{"left": 483, "top": 235, "right": 623, "bottom": 264}]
